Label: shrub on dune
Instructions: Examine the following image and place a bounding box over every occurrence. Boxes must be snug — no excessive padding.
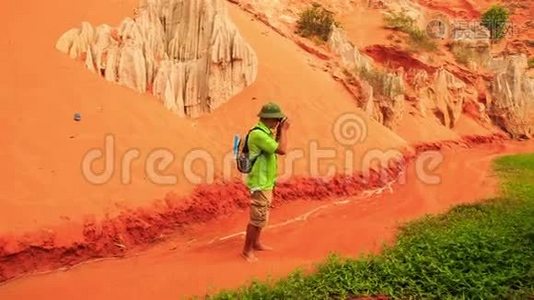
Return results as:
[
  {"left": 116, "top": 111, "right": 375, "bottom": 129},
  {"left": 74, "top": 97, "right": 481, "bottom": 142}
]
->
[{"left": 296, "top": 3, "right": 336, "bottom": 42}]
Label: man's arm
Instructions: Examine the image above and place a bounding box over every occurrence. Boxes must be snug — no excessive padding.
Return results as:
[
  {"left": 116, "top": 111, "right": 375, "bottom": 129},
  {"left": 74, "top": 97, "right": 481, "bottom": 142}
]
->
[
  {"left": 275, "top": 119, "right": 290, "bottom": 155},
  {"left": 251, "top": 130, "right": 278, "bottom": 155}
]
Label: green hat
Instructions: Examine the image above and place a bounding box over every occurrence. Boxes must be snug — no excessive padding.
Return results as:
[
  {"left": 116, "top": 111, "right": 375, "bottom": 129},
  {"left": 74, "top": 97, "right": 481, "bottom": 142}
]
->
[{"left": 258, "top": 102, "right": 285, "bottom": 119}]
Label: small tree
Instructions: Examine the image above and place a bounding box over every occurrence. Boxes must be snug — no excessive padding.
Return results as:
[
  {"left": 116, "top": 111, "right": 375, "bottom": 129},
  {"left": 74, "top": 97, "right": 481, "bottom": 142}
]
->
[
  {"left": 481, "top": 5, "right": 509, "bottom": 41},
  {"left": 296, "top": 3, "right": 335, "bottom": 42}
]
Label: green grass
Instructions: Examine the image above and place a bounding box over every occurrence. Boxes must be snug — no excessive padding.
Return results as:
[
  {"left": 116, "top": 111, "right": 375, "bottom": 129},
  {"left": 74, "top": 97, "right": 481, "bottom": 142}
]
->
[
  {"left": 528, "top": 58, "right": 534, "bottom": 69},
  {"left": 209, "top": 154, "right": 534, "bottom": 299}
]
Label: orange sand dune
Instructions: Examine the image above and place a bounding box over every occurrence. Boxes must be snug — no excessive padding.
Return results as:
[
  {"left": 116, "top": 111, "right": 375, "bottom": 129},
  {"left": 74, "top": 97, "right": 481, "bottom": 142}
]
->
[
  {"left": 396, "top": 108, "right": 502, "bottom": 144},
  {"left": 0, "top": 0, "right": 405, "bottom": 235},
  {"left": 337, "top": 6, "right": 391, "bottom": 49}
]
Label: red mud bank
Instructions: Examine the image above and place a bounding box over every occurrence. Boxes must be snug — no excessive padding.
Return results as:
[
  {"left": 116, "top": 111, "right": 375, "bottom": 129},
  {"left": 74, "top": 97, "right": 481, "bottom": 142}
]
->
[
  {"left": 360, "top": 45, "right": 493, "bottom": 88},
  {"left": 0, "top": 163, "right": 404, "bottom": 283},
  {"left": 0, "top": 134, "right": 508, "bottom": 283},
  {"left": 363, "top": 45, "right": 438, "bottom": 75},
  {"left": 414, "top": 133, "right": 508, "bottom": 152}
]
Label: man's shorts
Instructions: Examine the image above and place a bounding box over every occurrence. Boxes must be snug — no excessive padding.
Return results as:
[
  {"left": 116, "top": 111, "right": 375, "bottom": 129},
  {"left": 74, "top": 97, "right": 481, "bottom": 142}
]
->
[{"left": 249, "top": 190, "right": 273, "bottom": 228}]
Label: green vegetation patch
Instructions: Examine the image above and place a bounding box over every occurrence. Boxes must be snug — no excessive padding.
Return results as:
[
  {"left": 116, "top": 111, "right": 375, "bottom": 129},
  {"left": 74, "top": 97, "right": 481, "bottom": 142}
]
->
[
  {"left": 296, "top": 3, "right": 336, "bottom": 42},
  {"left": 383, "top": 12, "right": 437, "bottom": 52},
  {"left": 210, "top": 153, "right": 534, "bottom": 299},
  {"left": 481, "top": 5, "right": 510, "bottom": 41}
]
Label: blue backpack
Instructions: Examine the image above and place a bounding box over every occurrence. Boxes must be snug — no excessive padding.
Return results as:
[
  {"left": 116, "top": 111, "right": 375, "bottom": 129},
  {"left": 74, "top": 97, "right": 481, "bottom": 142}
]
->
[{"left": 234, "top": 126, "right": 270, "bottom": 174}]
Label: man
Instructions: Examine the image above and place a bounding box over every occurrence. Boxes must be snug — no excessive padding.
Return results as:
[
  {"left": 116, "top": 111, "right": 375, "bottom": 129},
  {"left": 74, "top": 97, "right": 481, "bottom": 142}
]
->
[{"left": 242, "top": 102, "right": 290, "bottom": 262}]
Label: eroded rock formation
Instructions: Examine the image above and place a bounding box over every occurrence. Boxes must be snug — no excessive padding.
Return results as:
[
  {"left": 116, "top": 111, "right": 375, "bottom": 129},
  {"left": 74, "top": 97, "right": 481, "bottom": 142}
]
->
[
  {"left": 329, "top": 26, "right": 405, "bottom": 128},
  {"left": 224, "top": 0, "right": 533, "bottom": 140},
  {"left": 487, "top": 55, "right": 534, "bottom": 138},
  {"left": 56, "top": 0, "right": 258, "bottom": 117},
  {"left": 328, "top": 27, "right": 373, "bottom": 72},
  {"left": 413, "top": 68, "right": 476, "bottom": 128}
]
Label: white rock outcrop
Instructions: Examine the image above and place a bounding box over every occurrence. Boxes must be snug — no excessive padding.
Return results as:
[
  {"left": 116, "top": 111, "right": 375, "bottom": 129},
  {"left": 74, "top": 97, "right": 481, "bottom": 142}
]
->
[
  {"left": 56, "top": 0, "right": 258, "bottom": 117},
  {"left": 328, "top": 26, "right": 405, "bottom": 128},
  {"left": 415, "top": 68, "right": 472, "bottom": 128},
  {"left": 328, "top": 26, "right": 373, "bottom": 72},
  {"left": 487, "top": 55, "right": 534, "bottom": 138}
]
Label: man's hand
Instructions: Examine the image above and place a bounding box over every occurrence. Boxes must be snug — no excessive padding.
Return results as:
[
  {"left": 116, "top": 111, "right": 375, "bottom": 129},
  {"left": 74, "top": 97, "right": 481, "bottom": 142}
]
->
[
  {"left": 275, "top": 117, "right": 289, "bottom": 155},
  {"left": 279, "top": 117, "right": 290, "bottom": 131}
]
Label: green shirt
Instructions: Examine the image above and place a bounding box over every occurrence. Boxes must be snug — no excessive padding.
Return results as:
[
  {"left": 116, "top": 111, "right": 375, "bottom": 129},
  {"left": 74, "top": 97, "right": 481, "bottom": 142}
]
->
[{"left": 246, "top": 121, "right": 279, "bottom": 191}]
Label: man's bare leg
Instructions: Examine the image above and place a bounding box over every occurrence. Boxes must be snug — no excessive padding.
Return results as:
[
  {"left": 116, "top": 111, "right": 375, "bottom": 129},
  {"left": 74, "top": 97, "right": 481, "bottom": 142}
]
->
[
  {"left": 242, "top": 224, "right": 259, "bottom": 262},
  {"left": 253, "top": 228, "right": 273, "bottom": 251}
]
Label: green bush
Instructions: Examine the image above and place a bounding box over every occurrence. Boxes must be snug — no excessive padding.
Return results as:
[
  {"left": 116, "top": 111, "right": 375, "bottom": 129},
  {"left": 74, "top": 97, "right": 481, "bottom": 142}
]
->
[
  {"left": 481, "top": 5, "right": 510, "bottom": 40},
  {"left": 296, "top": 3, "right": 336, "bottom": 42},
  {"left": 528, "top": 57, "right": 534, "bottom": 69}
]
